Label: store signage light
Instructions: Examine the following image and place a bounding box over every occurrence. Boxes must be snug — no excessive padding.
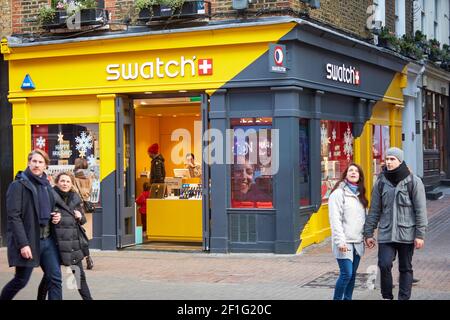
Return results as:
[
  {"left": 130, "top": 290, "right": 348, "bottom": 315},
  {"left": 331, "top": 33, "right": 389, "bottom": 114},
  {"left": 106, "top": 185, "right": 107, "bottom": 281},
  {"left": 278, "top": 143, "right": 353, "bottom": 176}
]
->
[
  {"left": 106, "top": 56, "right": 213, "bottom": 81},
  {"left": 326, "top": 63, "right": 360, "bottom": 85}
]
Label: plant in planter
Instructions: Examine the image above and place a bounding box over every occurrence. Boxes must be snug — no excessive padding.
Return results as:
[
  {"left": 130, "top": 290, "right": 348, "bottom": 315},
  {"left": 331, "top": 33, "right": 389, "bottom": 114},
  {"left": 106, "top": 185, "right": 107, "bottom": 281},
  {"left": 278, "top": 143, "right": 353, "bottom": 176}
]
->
[
  {"left": 135, "top": 0, "right": 158, "bottom": 20},
  {"left": 428, "top": 39, "right": 443, "bottom": 63},
  {"left": 377, "top": 26, "right": 400, "bottom": 52},
  {"left": 37, "top": 5, "right": 57, "bottom": 26},
  {"left": 399, "top": 34, "right": 423, "bottom": 60},
  {"left": 414, "top": 30, "right": 430, "bottom": 58}
]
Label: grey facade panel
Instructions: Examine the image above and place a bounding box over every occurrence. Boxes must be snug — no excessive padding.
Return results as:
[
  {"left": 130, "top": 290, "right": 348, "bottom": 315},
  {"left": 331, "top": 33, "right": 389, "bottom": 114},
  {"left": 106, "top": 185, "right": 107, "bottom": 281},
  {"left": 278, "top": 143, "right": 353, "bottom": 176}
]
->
[{"left": 100, "top": 171, "right": 117, "bottom": 250}]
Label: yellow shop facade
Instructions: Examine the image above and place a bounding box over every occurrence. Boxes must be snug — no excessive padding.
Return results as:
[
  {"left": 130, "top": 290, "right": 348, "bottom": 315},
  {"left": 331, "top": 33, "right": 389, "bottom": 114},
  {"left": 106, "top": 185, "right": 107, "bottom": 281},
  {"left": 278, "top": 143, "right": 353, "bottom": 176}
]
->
[{"left": 1, "top": 18, "right": 407, "bottom": 253}]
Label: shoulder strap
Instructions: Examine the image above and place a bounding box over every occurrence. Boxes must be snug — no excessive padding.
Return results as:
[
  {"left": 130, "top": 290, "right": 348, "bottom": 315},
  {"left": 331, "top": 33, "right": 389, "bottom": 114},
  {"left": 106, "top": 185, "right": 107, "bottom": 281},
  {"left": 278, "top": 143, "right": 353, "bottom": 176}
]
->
[
  {"left": 73, "top": 178, "right": 84, "bottom": 200},
  {"left": 378, "top": 175, "right": 385, "bottom": 197},
  {"left": 407, "top": 174, "right": 414, "bottom": 200}
]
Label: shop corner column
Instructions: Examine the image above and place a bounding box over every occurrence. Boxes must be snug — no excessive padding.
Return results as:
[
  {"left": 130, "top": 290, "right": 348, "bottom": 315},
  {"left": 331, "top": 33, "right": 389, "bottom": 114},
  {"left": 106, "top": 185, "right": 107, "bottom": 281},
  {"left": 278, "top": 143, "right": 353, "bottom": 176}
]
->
[
  {"left": 272, "top": 87, "right": 301, "bottom": 254},
  {"left": 10, "top": 98, "right": 31, "bottom": 174},
  {"left": 97, "top": 94, "right": 117, "bottom": 250}
]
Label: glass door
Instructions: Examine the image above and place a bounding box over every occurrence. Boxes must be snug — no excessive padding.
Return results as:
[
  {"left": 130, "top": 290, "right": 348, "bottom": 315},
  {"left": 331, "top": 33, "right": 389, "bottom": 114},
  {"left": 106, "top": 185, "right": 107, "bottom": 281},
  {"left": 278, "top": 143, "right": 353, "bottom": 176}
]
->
[{"left": 116, "top": 97, "right": 136, "bottom": 247}]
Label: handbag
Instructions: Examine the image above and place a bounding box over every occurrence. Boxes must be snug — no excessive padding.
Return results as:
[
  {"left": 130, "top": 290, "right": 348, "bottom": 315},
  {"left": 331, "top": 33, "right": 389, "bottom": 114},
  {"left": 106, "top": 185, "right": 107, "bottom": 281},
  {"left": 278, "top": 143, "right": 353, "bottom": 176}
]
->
[
  {"left": 82, "top": 200, "right": 96, "bottom": 213},
  {"left": 78, "top": 224, "right": 90, "bottom": 257}
]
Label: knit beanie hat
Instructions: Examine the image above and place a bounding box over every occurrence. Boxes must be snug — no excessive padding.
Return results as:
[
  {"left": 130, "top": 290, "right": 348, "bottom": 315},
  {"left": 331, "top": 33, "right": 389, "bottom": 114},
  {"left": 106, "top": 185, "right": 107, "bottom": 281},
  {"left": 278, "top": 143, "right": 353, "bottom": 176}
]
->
[
  {"left": 386, "top": 147, "right": 404, "bottom": 163},
  {"left": 148, "top": 143, "right": 159, "bottom": 154}
]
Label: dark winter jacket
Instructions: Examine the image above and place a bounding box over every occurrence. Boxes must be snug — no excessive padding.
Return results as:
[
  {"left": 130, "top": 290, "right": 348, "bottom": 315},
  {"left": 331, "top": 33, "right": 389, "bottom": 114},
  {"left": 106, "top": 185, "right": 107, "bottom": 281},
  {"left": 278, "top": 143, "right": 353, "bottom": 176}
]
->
[
  {"left": 364, "top": 173, "right": 428, "bottom": 243},
  {"left": 5, "top": 171, "right": 55, "bottom": 267},
  {"left": 150, "top": 154, "right": 166, "bottom": 184},
  {"left": 52, "top": 188, "right": 89, "bottom": 266}
]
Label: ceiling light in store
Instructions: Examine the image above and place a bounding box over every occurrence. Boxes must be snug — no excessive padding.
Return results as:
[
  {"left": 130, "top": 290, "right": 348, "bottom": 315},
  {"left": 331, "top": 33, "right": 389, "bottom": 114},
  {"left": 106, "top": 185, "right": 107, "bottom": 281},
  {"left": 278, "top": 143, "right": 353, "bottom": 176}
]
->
[
  {"left": 141, "top": 101, "right": 147, "bottom": 105},
  {"left": 157, "top": 114, "right": 162, "bottom": 117},
  {"left": 179, "top": 90, "right": 187, "bottom": 93},
  {"left": 195, "top": 114, "right": 199, "bottom": 117},
  {"left": 145, "top": 91, "right": 152, "bottom": 94},
  {"left": 173, "top": 115, "right": 177, "bottom": 117}
]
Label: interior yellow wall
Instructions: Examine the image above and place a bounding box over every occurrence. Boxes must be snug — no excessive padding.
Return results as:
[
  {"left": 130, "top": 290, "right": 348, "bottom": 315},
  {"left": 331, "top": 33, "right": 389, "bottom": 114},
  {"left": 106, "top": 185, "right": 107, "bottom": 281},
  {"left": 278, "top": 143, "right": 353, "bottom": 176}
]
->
[
  {"left": 135, "top": 114, "right": 202, "bottom": 181},
  {"left": 160, "top": 115, "right": 201, "bottom": 177},
  {"left": 135, "top": 115, "right": 159, "bottom": 180}
]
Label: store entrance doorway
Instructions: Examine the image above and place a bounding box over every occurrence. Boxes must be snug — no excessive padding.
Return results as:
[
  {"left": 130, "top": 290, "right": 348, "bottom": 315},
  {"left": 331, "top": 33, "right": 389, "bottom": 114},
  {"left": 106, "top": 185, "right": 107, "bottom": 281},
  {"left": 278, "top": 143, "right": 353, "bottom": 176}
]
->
[{"left": 130, "top": 92, "right": 210, "bottom": 252}]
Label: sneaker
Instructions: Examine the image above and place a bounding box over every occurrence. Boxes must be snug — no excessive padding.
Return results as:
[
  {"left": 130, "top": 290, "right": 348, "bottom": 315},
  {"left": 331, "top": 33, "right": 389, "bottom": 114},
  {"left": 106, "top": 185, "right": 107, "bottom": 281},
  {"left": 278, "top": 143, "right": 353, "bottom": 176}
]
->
[{"left": 412, "top": 278, "right": 420, "bottom": 285}]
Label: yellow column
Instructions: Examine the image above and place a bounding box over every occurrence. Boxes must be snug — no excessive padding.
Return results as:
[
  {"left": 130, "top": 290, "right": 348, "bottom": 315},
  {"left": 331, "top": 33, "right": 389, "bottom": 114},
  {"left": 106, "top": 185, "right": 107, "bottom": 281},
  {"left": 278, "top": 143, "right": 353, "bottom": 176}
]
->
[
  {"left": 10, "top": 98, "right": 31, "bottom": 174},
  {"left": 97, "top": 94, "right": 116, "bottom": 181}
]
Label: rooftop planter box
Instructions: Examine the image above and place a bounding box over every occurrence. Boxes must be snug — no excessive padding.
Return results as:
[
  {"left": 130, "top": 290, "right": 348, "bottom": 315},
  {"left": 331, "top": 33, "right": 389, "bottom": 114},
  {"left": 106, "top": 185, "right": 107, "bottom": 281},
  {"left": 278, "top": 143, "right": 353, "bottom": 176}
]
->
[
  {"left": 137, "top": 0, "right": 210, "bottom": 22},
  {"left": 40, "top": 9, "right": 69, "bottom": 29}
]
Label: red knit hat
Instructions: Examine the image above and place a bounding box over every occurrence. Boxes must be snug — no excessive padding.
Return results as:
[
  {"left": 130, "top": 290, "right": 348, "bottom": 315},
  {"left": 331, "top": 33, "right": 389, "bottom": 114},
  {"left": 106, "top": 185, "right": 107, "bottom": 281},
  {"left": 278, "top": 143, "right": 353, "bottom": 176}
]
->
[{"left": 148, "top": 143, "right": 159, "bottom": 154}]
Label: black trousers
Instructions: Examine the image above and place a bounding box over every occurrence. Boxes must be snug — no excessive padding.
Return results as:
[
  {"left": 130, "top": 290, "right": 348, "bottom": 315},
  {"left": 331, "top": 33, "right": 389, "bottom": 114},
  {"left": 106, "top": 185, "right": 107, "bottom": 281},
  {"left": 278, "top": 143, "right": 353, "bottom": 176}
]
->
[
  {"left": 378, "top": 242, "right": 415, "bottom": 300},
  {"left": 38, "top": 260, "right": 93, "bottom": 300}
]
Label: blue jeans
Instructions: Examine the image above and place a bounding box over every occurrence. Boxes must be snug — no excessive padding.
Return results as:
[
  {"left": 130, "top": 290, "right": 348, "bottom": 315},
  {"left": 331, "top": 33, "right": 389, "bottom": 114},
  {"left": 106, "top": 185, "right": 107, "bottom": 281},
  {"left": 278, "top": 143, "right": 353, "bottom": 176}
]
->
[
  {"left": 0, "top": 237, "right": 62, "bottom": 300},
  {"left": 333, "top": 249, "right": 361, "bottom": 300}
]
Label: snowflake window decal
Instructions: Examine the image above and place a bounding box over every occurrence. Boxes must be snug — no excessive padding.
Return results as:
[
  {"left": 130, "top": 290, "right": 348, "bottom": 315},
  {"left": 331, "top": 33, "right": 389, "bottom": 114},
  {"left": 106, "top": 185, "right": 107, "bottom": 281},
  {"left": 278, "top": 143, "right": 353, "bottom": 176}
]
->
[
  {"left": 75, "top": 131, "right": 93, "bottom": 159},
  {"left": 343, "top": 126, "right": 354, "bottom": 160},
  {"left": 87, "top": 154, "right": 97, "bottom": 167},
  {"left": 36, "top": 136, "right": 46, "bottom": 149},
  {"left": 320, "top": 123, "right": 331, "bottom": 155}
]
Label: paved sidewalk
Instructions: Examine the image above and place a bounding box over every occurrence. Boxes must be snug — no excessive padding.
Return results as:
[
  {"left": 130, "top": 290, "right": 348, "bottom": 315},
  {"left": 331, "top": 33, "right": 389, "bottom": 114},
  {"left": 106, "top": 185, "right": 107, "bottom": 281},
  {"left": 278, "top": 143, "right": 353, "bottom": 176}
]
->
[{"left": 1, "top": 196, "right": 449, "bottom": 300}]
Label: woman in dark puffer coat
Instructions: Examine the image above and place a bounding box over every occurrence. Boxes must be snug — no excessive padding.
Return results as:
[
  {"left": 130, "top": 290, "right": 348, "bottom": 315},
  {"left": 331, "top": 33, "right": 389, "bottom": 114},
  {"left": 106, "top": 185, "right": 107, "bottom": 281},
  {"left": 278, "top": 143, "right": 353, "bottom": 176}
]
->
[{"left": 37, "top": 172, "right": 93, "bottom": 300}]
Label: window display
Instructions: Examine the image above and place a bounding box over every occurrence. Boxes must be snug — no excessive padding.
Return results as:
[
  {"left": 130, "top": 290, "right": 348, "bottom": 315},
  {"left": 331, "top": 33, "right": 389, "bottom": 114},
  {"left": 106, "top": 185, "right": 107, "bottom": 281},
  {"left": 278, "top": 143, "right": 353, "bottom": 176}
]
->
[
  {"left": 372, "top": 125, "right": 390, "bottom": 182},
  {"left": 230, "top": 118, "right": 273, "bottom": 208},
  {"left": 320, "top": 120, "right": 354, "bottom": 204},
  {"left": 31, "top": 124, "right": 100, "bottom": 206}
]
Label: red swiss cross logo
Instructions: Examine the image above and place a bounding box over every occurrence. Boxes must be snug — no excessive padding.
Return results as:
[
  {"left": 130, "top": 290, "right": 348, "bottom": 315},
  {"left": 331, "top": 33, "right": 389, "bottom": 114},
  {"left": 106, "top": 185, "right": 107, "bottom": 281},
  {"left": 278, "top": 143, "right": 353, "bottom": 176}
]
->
[
  {"left": 198, "top": 59, "right": 213, "bottom": 76},
  {"left": 355, "top": 71, "right": 360, "bottom": 85}
]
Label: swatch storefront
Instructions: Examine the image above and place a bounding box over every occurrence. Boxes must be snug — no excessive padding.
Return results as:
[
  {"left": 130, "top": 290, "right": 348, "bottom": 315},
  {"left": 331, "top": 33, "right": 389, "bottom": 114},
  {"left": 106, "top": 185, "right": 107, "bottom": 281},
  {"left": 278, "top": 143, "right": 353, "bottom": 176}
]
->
[{"left": 1, "top": 18, "right": 407, "bottom": 253}]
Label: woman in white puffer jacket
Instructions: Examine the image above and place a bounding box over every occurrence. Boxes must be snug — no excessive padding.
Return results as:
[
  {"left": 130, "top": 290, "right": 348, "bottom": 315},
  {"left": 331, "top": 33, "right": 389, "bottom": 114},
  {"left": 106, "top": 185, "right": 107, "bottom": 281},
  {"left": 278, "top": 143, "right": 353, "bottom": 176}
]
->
[{"left": 328, "top": 163, "right": 368, "bottom": 300}]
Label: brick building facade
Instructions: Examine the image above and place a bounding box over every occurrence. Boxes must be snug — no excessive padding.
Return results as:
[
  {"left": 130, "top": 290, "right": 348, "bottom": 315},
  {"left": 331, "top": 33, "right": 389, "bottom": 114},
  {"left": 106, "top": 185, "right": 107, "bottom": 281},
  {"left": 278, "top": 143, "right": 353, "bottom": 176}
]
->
[{"left": 0, "top": 0, "right": 414, "bottom": 39}]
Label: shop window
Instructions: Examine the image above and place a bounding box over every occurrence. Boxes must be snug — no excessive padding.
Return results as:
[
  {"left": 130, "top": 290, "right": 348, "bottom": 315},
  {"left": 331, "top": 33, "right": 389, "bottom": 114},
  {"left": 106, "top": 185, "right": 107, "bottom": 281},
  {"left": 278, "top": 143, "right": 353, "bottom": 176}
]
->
[
  {"left": 299, "top": 118, "right": 310, "bottom": 207},
  {"left": 372, "top": 125, "right": 390, "bottom": 182},
  {"left": 320, "top": 120, "right": 354, "bottom": 204},
  {"left": 31, "top": 124, "right": 101, "bottom": 207},
  {"left": 230, "top": 118, "right": 273, "bottom": 209}
]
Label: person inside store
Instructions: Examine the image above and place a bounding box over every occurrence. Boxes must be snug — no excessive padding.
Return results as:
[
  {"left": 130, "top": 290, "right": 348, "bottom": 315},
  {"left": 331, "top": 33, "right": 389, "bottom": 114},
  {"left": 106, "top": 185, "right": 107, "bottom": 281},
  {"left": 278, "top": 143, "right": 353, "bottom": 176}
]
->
[
  {"left": 37, "top": 171, "right": 93, "bottom": 300},
  {"left": 0, "top": 149, "right": 62, "bottom": 300},
  {"left": 328, "top": 163, "right": 368, "bottom": 300},
  {"left": 135, "top": 182, "right": 150, "bottom": 233},
  {"left": 184, "top": 153, "right": 202, "bottom": 178},
  {"left": 73, "top": 157, "right": 95, "bottom": 270},
  {"left": 148, "top": 143, "right": 166, "bottom": 184}
]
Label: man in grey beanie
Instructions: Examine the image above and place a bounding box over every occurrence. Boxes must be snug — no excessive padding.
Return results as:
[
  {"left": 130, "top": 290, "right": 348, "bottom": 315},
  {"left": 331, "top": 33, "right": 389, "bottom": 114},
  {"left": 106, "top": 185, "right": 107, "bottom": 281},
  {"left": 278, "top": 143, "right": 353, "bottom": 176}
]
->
[{"left": 363, "top": 147, "right": 428, "bottom": 300}]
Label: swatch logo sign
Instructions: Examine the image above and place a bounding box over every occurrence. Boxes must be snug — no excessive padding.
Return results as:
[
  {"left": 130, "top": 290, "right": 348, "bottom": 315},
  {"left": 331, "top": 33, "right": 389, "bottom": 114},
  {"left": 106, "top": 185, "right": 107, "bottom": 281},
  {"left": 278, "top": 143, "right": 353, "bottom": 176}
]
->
[
  {"left": 106, "top": 56, "right": 213, "bottom": 81},
  {"left": 326, "top": 63, "right": 360, "bottom": 86}
]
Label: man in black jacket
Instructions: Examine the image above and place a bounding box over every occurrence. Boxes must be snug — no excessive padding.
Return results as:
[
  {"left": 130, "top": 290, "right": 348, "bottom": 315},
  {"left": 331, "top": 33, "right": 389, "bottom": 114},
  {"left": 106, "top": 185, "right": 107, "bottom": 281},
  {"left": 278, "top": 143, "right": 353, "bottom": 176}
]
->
[
  {"left": 0, "top": 149, "right": 62, "bottom": 300},
  {"left": 148, "top": 143, "right": 166, "bottom": 184}
]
